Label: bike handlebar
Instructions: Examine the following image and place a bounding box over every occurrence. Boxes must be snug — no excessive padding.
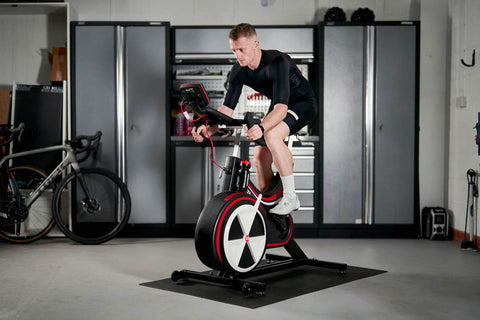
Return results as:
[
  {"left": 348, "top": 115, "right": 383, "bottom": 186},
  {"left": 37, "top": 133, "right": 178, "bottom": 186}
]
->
[
  {"left": 0, "top": 123, "right": 25, "bottom": 148},
  {"left": 180, "top": 83, "right": 267, "bottom": 146},
  {"left": 67, "top": 131, "right": 102, "bottom": 162}
]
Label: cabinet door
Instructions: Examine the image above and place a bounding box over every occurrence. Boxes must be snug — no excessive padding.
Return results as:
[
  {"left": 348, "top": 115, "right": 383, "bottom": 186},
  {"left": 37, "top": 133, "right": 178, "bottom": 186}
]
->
[
  {"left": 175, "top": 147, "right": 203, "bottom": 224},
  {"left": 73, "top": 25, "right": 117, "bottom": 172},
  {"left": 125, "top": 26, "right": 168, "bottom": 223},
  {"left": 374, "top": 25, "right": 417, "bottom": 224},
  {"left": 322, "top": 26, "right": 364, "bottom": 224}
]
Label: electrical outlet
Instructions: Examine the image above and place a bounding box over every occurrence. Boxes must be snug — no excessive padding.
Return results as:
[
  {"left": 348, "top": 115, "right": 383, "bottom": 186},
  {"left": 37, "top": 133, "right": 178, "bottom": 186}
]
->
[{"left": 456, "top": 96, "right": 467, "bottom": 108}]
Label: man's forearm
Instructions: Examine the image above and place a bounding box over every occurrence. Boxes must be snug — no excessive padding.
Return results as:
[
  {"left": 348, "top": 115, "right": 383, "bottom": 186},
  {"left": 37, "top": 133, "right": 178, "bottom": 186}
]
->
[{"left": 260, "top": 103, "right": 288, "bottom": 131}]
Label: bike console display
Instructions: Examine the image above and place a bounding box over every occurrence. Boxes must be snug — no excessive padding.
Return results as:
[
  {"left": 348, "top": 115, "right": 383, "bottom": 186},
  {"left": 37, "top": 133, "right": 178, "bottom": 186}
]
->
[{"left": 180, "top": 83, "right": 242, "bottom": 126}]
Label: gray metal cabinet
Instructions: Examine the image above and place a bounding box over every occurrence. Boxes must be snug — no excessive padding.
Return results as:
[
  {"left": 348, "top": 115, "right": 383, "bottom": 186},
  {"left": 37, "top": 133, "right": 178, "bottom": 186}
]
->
[
  {"left": 174, "top": 143, "right": 233, "bottom": 224},
  {"left": 249, "top": 141, "right": 317, "bottom": 224},
  {"left": 72, "top": 22, "right": 170, "bottom": 224},
  {"left": 320, "top": 22, "right": 419, "bottom": 231},
  {"left": 174, "top": 146, "right": 203, "bottom": 224}
]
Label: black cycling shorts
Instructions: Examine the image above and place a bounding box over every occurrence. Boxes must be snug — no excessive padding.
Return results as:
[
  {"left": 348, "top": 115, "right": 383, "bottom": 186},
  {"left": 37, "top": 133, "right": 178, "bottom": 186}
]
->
[{"left": 271, "top": 96, "right": 317, "bottom": 135}]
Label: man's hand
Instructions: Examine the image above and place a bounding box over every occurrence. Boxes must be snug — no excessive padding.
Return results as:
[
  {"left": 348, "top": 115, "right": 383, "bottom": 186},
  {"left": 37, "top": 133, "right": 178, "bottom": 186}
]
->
[
  {"left": 192, "top": 125, "right": 207, "bottom": 143},
  {"left": 244, "top": 124, "right": 263, "bottom": 141}
]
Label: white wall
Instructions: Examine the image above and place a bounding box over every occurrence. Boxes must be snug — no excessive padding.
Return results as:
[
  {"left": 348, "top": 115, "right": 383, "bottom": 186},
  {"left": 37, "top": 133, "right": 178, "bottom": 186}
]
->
[
  {"left": 448, "top": 0, "right": 480, "bottom": 232},
  {"left": 419, "top": 0, "right": 449, "bottom": 211},
  {"left": 0, "top": 10, "right": 67, "bottom": 86},
  {"left": 68, "top": 0, "right": 416, "bottom": 25}
]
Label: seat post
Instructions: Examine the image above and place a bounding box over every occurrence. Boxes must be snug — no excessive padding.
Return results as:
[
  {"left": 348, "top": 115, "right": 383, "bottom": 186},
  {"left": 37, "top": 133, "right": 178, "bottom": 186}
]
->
[{"left": 232, "top": 128, "right": 242, "bottom": 158}]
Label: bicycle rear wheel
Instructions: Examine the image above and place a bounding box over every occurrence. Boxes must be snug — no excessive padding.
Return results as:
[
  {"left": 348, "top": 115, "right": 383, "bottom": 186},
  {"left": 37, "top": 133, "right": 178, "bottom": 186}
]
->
[
  {"left": 52, "top": 167, "right": 131, "bottom": 244},
  {"left": 0, "top": 166, "right": 55, "bottom": 243}
]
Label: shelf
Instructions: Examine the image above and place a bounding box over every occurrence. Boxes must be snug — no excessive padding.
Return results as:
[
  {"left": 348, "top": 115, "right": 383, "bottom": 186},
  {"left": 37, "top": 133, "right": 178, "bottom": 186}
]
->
[
  {"left": 0, "top": 3, "right": 67, "bottom": 15},
  {"left": 175, "top": 75, "right": 223, "bottom": 80}
]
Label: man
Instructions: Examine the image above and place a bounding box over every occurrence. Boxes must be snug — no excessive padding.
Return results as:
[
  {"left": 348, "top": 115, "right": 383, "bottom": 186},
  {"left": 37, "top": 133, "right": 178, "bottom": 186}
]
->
[{"left": 192, "top": 23, "right": 317, "bottom": 215}]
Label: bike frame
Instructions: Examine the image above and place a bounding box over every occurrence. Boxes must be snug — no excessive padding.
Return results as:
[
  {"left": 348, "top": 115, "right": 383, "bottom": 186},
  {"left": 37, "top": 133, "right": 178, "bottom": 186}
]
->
[{"left": 0, "top": 144, "right": 80, "bottom": 207}]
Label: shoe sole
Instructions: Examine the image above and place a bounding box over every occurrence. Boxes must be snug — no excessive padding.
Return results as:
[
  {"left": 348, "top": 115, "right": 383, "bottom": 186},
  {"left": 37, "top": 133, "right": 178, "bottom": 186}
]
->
[{"left": 269, "top": 202, "right": 300, "bottom": 216}]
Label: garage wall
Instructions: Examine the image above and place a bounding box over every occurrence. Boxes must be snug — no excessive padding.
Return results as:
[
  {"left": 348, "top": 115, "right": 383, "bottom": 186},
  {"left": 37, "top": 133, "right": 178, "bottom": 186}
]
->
[{"left": 448, "top": 0, "right": 480, "bottom": 233}]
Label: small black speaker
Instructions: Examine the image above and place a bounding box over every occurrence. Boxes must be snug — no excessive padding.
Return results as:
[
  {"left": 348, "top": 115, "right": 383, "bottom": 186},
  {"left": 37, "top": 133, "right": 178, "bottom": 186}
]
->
[{"left": 421, "top": 207, "right": 448, "bottom": 240}]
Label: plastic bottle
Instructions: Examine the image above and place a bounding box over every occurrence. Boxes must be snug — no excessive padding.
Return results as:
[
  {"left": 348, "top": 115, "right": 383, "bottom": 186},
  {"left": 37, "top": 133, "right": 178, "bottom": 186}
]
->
[{"left": 175, "top": 112, "right": 185, "bottom": 136}]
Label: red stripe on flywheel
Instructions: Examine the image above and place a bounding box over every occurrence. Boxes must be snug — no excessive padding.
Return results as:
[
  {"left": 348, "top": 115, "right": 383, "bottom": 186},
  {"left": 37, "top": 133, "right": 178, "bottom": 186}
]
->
[
  {"left": 224, "top": 193, "right": 242, "bottom": 201},
  {"left": 248, "top": 184, "right": 259, "bottom": 197}
]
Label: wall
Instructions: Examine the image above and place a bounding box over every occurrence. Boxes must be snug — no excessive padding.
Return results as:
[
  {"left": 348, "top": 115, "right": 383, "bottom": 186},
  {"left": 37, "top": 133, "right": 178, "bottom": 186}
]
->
[
  {"left": 418, "top": 1, "right": 449, "bottom": 213},
  {"left": 68, "top": 0, "right": 416, "bottom": 25},
  {"left": 0, "top": 10, "right": 67, "bottom": 87},
  {"left": 448, "top": 0, "right": 480, "bottom": 234}
]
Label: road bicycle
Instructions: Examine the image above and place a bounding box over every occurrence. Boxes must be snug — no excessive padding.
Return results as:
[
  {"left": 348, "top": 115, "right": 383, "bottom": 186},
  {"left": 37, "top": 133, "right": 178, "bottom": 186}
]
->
[{"left": 0, "top": 124, "right": 131, "bottom": 244}]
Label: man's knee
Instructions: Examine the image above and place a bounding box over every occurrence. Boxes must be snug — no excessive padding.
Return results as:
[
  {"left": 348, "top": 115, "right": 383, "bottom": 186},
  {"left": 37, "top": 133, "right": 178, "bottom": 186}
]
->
[{"left": 263, "top": 123, "right": 290, "bottom": 147}]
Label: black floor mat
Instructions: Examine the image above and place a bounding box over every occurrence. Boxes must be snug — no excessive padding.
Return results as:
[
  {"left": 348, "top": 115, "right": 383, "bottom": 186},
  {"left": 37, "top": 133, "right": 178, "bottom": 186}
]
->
[{"left": 140, "top": 265, "right": 386, "bottom": 309}]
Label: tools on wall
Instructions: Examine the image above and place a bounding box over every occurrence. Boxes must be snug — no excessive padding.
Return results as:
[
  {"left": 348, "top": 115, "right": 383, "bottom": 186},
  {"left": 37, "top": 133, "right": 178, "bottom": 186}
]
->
[{"left": 461, "top": 169, "right": 478, "bottom": 250}]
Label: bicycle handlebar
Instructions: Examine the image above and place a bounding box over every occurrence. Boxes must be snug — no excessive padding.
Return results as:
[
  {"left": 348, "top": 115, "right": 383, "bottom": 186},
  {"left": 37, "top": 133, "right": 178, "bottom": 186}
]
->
[
  {"left": 0, "top": 123, "right": 25, "bottom": 147},
  {"left": 67, "top": 131, "right": 102, "bottom": 162},
  {"left": 180, "top": 83, "right": 266, "bottom": 146}
]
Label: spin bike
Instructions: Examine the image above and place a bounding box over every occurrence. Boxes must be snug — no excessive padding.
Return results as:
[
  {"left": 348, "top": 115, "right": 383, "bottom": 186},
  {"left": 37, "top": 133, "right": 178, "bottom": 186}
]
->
[{"left": 171, "top": 83, "right": 347, "bottom": 295}]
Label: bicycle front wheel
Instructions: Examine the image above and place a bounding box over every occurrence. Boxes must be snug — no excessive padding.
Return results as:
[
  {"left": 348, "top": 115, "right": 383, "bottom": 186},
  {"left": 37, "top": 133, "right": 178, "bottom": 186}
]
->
[
  {"left": 0, "top": 166, "right": 55, "bottom": 243},
  {"left": 52, "top": 168, "right": 131, "bottom": 244}
]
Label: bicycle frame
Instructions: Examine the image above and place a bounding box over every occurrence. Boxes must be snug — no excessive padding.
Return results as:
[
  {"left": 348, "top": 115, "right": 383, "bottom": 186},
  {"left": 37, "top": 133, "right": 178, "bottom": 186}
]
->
[{"left": 0, "top": 144, "right": 80, "bottom": 207}]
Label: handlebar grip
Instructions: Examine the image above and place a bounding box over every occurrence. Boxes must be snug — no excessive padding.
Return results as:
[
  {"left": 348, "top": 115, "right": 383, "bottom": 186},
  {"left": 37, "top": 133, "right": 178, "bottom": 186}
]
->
[
  {"left": 0, "top": 123, "right": 25, "bottom": 147},
  {"left": 244, "top": 112, "right": 266, "bottom": 146}
]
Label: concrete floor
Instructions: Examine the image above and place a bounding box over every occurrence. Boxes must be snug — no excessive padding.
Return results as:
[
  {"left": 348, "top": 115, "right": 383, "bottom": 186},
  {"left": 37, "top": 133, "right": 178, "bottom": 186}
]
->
[{"left": 0, "top": 237, "right": 479, "bottom": 320}]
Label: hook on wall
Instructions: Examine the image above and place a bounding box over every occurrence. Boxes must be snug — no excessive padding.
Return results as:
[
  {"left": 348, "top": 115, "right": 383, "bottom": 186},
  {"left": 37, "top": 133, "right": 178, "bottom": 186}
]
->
[{"left": 461, "top": 49, "right": 476, "bottom": 67}]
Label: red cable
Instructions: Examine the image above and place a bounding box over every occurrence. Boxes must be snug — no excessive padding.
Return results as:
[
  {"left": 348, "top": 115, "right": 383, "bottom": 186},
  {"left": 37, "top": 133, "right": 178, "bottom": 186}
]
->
[{"left": 180, "top": 101, "right": 223, "bottom": 169}]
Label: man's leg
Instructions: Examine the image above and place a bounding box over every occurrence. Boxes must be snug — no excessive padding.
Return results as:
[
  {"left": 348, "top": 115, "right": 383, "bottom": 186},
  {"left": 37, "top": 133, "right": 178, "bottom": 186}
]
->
[
  {"left": 253, "top": 145, "right": 274, "bottom": 191},
  {"left": 263, "top": 122, "right": 300, "bottom": 215}
]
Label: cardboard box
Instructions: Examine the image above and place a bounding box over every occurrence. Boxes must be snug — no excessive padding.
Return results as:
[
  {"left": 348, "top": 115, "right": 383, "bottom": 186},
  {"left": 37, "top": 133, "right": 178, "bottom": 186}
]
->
[
  {"left": 51, "top": 47, "right": 67, "bottom": 82},
  {"left": 0, "top": 89, "right": 10, "bottom": 124}
]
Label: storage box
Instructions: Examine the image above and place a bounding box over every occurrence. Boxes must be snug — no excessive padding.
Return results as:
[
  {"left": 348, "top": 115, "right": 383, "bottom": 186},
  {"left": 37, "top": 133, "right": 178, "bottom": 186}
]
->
[
  {"left": 0, "top": 89, "right": 10, "bottom": 124},
  {"left": 51, "top": 47, "right": 67, "bottom": 82}
]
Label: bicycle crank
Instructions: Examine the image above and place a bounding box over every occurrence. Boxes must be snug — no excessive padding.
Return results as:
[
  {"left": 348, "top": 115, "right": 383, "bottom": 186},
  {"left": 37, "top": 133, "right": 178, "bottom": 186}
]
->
[{"left": 7, "top": 200, "right": 29, "bottom": 223}]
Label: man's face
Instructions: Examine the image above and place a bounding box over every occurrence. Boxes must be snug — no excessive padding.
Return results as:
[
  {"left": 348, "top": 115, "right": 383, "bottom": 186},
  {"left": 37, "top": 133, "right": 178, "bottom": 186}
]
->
[{"left": 229, "top": 36, "right": 258, "bottom": 67}]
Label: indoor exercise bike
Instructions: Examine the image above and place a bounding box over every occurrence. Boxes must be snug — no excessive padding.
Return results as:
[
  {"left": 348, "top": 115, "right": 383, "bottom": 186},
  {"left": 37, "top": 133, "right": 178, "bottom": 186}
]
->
[{"left": 171, "top": 83, "right": 347, "bottom": 296}]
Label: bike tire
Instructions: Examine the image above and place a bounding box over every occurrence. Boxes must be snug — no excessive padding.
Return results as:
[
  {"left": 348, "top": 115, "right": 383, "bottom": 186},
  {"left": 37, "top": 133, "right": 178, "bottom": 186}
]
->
[
  {"left": 0, "top": 166, "right": 56, "bottom": 243},
  {"left": 52, "top": 167, "right": 131, "bottom": 244}
]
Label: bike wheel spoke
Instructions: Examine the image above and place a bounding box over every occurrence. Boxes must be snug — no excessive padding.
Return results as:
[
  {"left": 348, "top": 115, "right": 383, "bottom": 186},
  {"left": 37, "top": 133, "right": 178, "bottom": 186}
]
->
[{"left": 0, "top": 167, "right": 55, "bottom": 243}]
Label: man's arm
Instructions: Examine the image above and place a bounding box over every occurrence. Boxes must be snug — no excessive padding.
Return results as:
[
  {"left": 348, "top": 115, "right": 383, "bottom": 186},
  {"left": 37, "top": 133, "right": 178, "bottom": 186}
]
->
[
  {"left": 192, "top": 105, "right": 234, "bottom": 143},
  {"left": 245, "top": 103, "right": 288, "bottom": 141}
]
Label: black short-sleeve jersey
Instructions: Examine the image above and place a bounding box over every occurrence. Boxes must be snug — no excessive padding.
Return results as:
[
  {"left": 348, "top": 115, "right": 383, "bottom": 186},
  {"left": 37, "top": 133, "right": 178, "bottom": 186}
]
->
[{"left": 223, "top": 49, "right": 315, "bottom": 110}]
